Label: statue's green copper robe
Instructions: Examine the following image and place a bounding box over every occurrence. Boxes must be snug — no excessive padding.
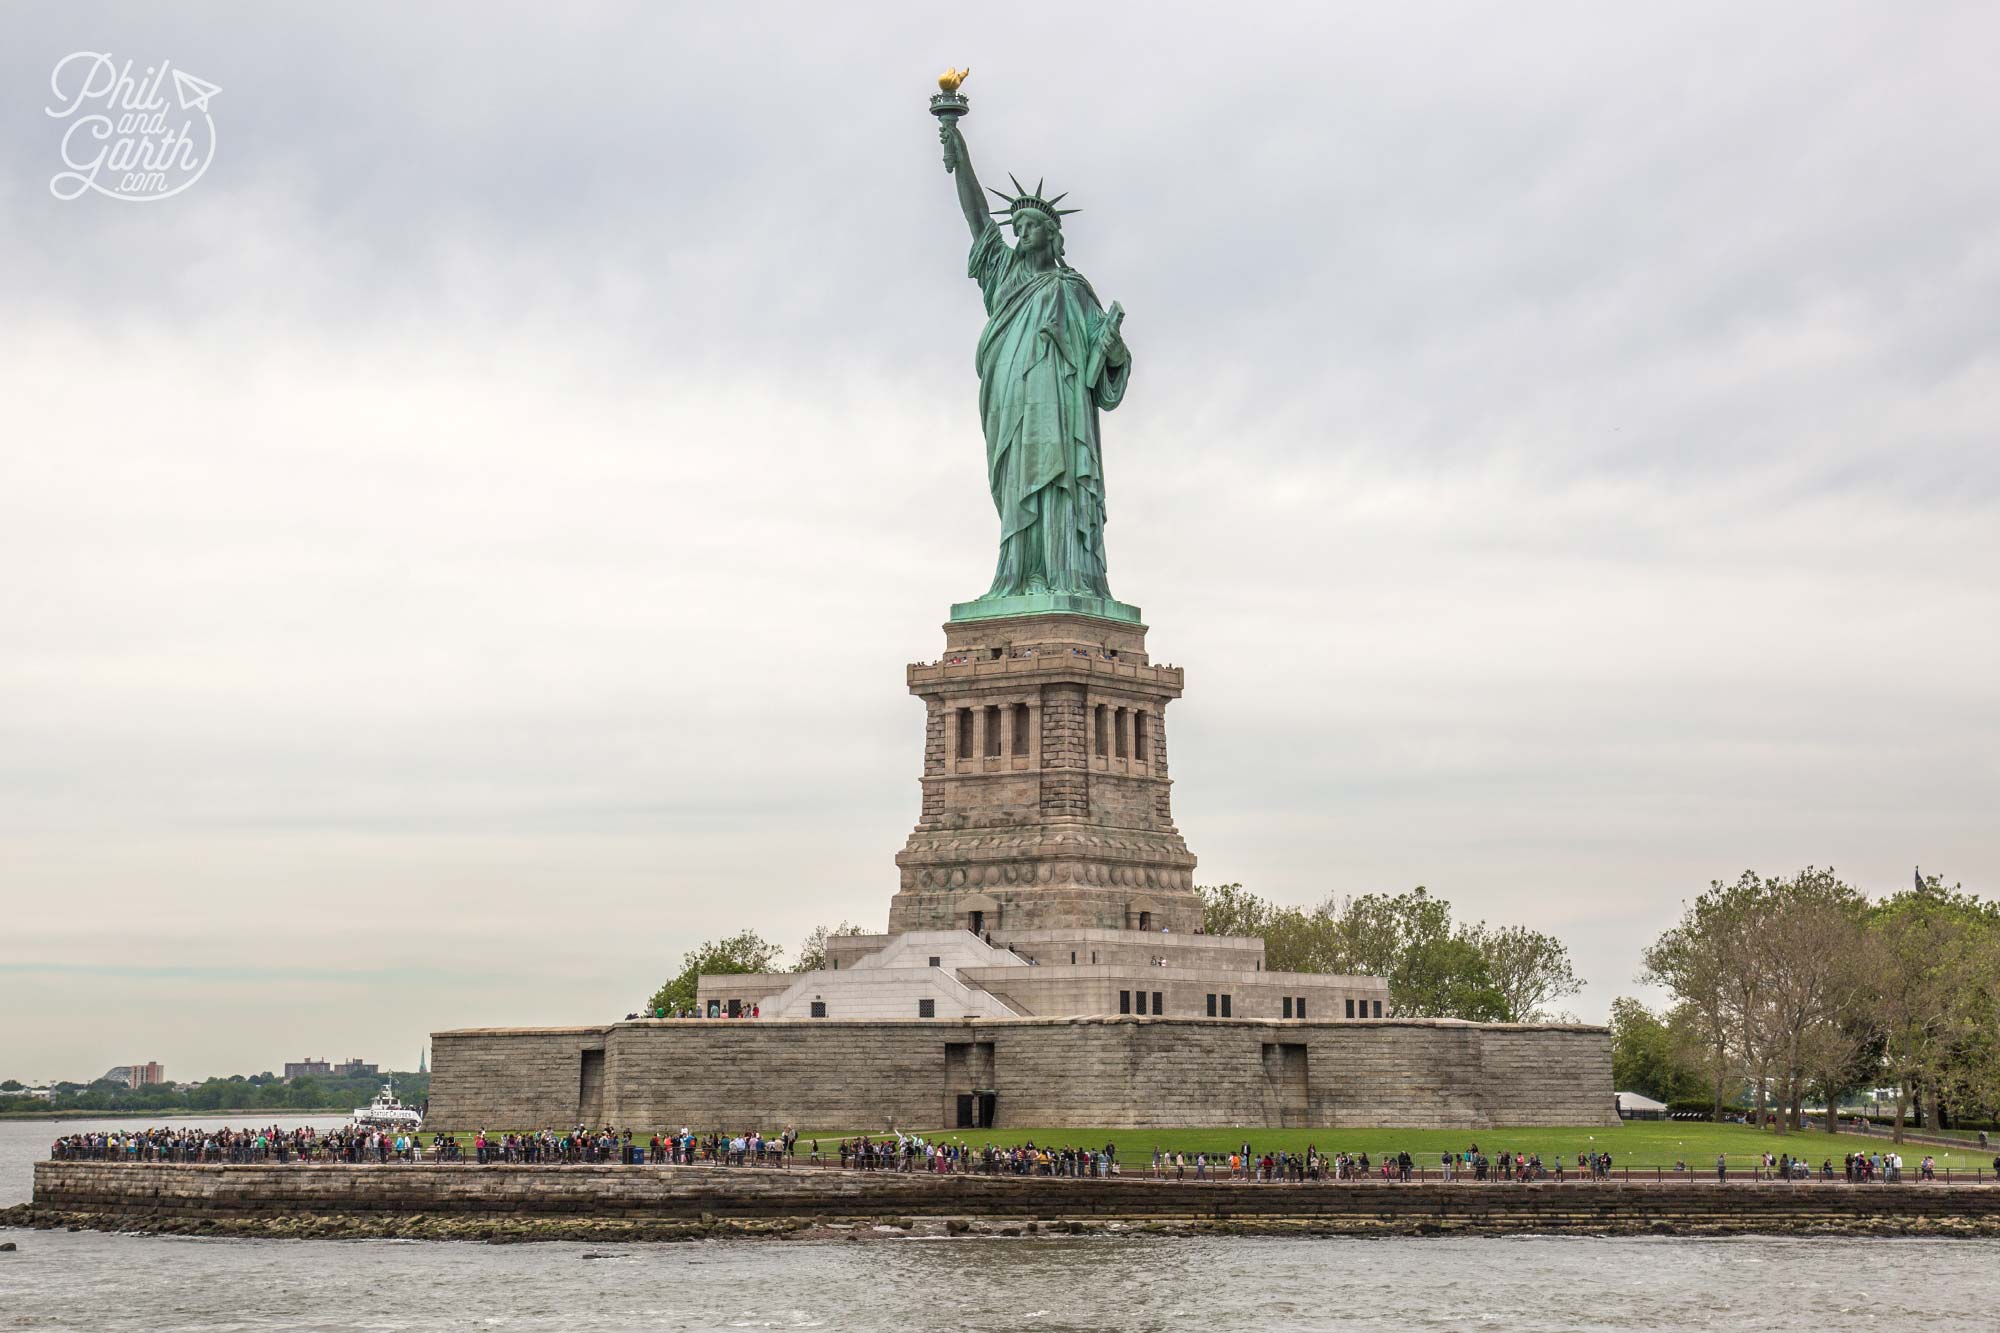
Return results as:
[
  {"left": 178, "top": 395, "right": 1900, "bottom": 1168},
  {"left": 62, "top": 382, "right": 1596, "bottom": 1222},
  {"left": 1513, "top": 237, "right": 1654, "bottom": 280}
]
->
[{"left": 969, "top": 219, "right": 1129, "bottom": 599}]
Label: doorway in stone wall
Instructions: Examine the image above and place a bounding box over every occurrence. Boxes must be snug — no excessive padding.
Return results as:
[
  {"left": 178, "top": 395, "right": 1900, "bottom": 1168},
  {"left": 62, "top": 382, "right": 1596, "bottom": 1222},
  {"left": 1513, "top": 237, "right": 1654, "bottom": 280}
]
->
[
  {"left": 955, "top": 1094, "right": 975, "bottom": 1128},
  {"left": 578, "top": 1048, "right": 605, "bottom": 1124},
  {"left": 1260, "top": 1043, "right": 1307, "bottom": 1127}
]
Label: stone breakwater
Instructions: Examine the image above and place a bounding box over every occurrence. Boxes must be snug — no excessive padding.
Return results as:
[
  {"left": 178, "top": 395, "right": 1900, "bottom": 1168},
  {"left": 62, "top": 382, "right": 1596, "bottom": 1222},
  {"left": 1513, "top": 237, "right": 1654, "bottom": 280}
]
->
[{"left": 14, "top": 1162, "right": 2000, "bottom": 1242}]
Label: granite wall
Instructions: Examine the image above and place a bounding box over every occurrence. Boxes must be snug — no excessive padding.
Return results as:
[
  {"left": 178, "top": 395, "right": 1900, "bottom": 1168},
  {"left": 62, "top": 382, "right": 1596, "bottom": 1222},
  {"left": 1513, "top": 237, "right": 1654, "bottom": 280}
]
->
[
  {"left": 427, "top": 1027, "right": 609, "bottom": 1130},
  {"left": 427, "top": 1017, "right": 1616, "bottom": 1131}
]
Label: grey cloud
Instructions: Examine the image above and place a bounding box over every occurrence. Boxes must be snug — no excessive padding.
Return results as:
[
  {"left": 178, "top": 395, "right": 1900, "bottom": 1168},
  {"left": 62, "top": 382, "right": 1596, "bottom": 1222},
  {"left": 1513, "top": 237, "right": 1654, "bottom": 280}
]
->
[{"left": 0, "top": 1, "right": 1994, "bottom": 1078}]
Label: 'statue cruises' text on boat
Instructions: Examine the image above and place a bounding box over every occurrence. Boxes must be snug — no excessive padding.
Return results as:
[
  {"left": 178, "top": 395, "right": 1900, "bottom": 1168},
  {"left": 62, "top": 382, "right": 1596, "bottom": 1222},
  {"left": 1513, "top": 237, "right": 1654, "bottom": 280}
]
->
[{"left": 351, "top": 1083, "right": 423, "bottom": 1130}]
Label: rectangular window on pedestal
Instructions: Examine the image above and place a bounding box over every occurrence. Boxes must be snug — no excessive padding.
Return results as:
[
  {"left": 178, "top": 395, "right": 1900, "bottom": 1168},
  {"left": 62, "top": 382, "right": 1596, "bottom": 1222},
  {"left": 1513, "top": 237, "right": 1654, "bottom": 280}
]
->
[
  {"left": 984, "top": 705, "right": 1002, "bottom": 757},
  {"left": 1135, "top": 990, "right": 1147, "bottom": 1015},
  {"left": 1221, "top": 994, "right": 1232, "bottom": 1018},
  {"left": 918, "top": 998, "right": 936, "bottom": 1018},
  {"left": 1152, "top": 991, "right": 1163, "bottom": 1014},
  {"left": 1114, "top": 708, "right": 1128, "bottom": 758},
  {"left": 1095, "top": 705, "right": 1109, "bottom": 756},
  {"left": 1013, "top": 704, "right": 1031, "bottom": 753},
  {"left": 1134, "top": 713, "right": 1148, "bottom": 762},
  {"left": 1119, "top": 990, "right": 1131, "bottom": 1014},
  {"left": 1372, "top": 999, "right": 1382, "bottom": 1018},
  {"left": 809, "top": 1001, "right": 827, "bottom": 1018},
  {"left": 1345, "top": 998, "right": 1355, "bottom": 1019},
  {"left": 1282, "top": 996, "right": 1293, "bottom": 1019},
  {"left": 1296, "top": 997, "right": 1306, "bottom": 1020},
  {"left": 1206, "top": 993, "right": 1217, "bottom": 1017},
  {"left": 956, "top": 708, "right": 974, "bottom": 759}
]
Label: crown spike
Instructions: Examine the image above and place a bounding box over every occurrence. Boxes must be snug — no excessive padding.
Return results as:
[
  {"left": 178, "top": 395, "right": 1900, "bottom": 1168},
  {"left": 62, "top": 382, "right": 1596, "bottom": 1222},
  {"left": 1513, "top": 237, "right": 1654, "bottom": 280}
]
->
[
  {"left": 1008, "top": 172, "right": 1027, "bottom": 196},
  {"left": 1036, "top": 178, "right": 1045, "bottom": 197},
  {"left": 1054, "top": 208, "right": 1081, "bottom": 217},
  {"left": 1045, "top": 192, "right": 1068, "bottom": 207},
  {"left": 986, "top": 186, "right": 1014, "bottom": 202}
]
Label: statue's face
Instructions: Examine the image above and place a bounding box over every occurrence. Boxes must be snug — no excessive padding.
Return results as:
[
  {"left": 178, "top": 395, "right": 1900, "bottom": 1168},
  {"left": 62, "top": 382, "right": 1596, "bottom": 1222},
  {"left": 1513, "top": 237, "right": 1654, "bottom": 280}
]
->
[{"left": 1013, "top": 210, "right": 1056, "bottom": 260}]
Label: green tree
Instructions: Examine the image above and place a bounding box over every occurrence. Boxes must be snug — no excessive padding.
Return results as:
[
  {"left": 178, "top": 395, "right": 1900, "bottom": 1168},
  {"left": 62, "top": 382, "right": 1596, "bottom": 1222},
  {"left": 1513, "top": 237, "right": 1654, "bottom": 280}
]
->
[
  {"left": 793, "top": 921, "right": 867, "bottom": 973},
  {"left": 1195, "top": 883, "right": 1273, "bottom": 938},
  {"left": 647, "top": 929, "right": 784, "bottom": 1015},
  {"left": 1610, "top": 996, "right": 1706, "bottom": 1102},
  {"left": 1869, "top": 874, "right": 1998, "bottom": 1142},
  {"left": 1391, "top": 928, "right": 1504, "bottom": 1020},
  {"left": 1201, "top": 882, "right": 1571, "bottom": 1022},
  {"left": 1643, "top": 874, "right": 1762, "bottom": 1121},
  {"left": 187, "top": 1079, "right": 230, "bottom": 1111},
  {"left": 1471, "top": 924, "right": 1581, "bottom": 1022}
]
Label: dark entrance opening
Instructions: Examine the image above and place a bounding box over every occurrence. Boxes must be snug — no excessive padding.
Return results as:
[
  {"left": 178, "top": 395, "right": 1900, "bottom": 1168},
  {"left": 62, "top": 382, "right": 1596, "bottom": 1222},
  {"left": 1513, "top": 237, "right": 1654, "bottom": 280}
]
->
[
  {"left": 968, "top": 909, "right": 984, "bottom": 935},
  {"left": 578, "top": 1048, "right": 605, "bottom": 1124},
  {"left": 978, "top": 1092, "right": 997, "bottom": 1127},
  {"left": 956, "top": 1094, "right": 975, "bottom": 1128}
]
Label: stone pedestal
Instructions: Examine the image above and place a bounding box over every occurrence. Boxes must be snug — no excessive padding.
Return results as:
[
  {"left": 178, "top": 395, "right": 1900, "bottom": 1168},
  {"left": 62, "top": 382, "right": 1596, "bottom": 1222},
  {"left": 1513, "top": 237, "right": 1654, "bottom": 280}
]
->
[{"left": 889, "top": 612, "right": 1202, "bottom": 935}]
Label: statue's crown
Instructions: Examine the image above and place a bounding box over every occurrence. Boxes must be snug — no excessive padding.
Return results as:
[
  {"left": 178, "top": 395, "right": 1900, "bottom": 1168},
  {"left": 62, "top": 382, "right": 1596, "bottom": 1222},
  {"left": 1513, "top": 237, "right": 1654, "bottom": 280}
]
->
[{"left": 987, "top": 174, "right": 1080, "bottom": 226}]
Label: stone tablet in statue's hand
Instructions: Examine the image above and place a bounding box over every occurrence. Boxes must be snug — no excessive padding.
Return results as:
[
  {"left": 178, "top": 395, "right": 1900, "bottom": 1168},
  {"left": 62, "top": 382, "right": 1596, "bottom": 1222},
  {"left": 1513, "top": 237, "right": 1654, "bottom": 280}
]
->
[{"left": 1102, "top": 302, "right": 1128, "bottom": 366}]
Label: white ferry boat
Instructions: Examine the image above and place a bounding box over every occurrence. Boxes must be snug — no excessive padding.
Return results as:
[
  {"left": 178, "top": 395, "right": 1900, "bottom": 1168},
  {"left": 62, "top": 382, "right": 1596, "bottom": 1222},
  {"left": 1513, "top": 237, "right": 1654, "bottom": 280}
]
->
[{"left": 351, "top": 1083, "right": 423, "bottom": 1131}]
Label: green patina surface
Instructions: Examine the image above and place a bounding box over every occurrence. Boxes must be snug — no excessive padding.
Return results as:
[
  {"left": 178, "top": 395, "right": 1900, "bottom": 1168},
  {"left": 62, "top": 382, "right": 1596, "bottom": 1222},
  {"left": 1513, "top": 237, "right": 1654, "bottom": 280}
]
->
[
  {"left": 948, "top": 590, "right": 1142, "bottom": 624},
  {"left": 934, "top": 92, "right": 1135, "bottom": 623}
]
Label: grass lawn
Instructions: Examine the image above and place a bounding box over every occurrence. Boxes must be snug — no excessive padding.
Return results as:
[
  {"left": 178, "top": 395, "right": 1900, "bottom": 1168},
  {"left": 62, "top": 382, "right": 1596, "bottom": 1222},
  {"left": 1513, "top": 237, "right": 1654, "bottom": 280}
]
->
[
  {"left": 886, "top": 1122, "right": 1994, "bottom": 1170},
  {"left": 415, "top": 1122, "right": 1992, "bottom": 1173}
]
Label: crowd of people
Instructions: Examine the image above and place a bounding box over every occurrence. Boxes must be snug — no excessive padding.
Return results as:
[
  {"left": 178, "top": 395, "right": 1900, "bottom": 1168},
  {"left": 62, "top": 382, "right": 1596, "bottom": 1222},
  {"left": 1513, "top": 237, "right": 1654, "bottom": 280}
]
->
[
  {"left": 834, "top": 1136, "right": 1117, "bottom": 1176},
  {"left": 50, "top": 1125, "right": 431, "bottom": 1164},
  {"left": 49, "top": 1126, "right": 2000, "bottom": 1184},
  {"left": 1137, "top": 1145, "right": 1618, "bottom": 1183}
]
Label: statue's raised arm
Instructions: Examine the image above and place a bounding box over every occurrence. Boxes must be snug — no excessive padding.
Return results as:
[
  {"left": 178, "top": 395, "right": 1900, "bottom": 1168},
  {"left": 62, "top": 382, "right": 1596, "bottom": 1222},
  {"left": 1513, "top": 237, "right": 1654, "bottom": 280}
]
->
[
  {"left": 938, "top": 117, "right": 987, "bottom": 239},
  {"left": 931, "top": 69, "right": 988, "bottom": 240}
]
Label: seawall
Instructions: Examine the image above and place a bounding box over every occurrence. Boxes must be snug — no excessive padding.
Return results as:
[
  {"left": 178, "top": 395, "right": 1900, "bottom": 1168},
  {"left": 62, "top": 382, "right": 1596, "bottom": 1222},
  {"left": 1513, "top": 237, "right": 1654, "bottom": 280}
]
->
[{"left": 22, "top": 1161, "right": 2000, "bottom": 1241}]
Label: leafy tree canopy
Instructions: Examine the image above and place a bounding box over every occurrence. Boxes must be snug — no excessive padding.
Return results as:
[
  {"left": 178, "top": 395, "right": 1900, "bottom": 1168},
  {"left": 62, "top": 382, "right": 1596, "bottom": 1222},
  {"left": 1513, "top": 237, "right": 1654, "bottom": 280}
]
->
[
  {"left": 646, "top": 929, "right": 784, "bottom": 1015},
  {"left": 1195, "top": 883, "right": 1579, "bottom": 1022},
  {"left": 793, "top": 921, "right": 868, "bottom": 973}
]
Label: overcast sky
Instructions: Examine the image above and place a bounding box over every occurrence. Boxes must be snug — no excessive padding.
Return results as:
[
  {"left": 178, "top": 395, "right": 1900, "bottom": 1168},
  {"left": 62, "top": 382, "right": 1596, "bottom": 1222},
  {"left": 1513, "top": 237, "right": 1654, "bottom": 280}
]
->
[{"left": 2, "top": 2, "right": 1995, "bottom": 1082}]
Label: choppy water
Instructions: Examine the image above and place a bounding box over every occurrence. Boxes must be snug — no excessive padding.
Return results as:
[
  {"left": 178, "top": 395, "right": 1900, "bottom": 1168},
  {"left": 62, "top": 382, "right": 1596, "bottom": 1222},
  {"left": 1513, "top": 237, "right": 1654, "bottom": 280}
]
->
[{"left": 6, "top": 1118, "right": 2000, "bottom": 1331}]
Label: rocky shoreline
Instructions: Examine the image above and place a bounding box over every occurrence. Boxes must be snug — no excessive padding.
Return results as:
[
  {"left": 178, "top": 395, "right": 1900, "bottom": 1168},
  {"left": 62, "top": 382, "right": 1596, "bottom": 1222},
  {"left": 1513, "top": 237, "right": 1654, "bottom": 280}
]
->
[{"left": 8, "top": 1201, "right": 2000, "bottom": 1243}]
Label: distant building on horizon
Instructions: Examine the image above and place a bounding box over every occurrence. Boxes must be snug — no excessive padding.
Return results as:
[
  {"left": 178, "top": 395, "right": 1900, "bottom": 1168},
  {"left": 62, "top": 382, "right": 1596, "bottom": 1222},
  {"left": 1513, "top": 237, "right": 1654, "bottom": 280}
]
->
[
  {"left": 284, "top": 1056, "right": 377, "bottom": 1080},
  {"left": 107, "top": 1062, "right": 165, "bottom": 1088}
]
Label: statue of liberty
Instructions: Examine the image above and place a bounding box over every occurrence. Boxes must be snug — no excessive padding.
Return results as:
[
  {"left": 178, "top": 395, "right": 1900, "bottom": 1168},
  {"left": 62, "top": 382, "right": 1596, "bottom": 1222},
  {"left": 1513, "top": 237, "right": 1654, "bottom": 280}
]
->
[{"left": 932, "top": 73, "right": 1138, "bottom": 623}]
